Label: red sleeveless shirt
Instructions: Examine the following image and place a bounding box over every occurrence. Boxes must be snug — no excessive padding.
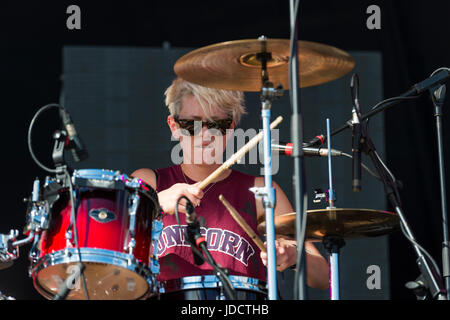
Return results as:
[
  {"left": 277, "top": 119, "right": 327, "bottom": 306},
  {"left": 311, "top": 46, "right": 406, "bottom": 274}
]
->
[{"left": 154, "top": 165, "right": 266, "bottom": 282}]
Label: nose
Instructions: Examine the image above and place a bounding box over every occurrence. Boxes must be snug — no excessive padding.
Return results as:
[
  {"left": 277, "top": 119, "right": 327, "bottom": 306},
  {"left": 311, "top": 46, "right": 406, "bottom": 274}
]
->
[{"left": 201, "top": 123, "right": 213, "bottom": 138}]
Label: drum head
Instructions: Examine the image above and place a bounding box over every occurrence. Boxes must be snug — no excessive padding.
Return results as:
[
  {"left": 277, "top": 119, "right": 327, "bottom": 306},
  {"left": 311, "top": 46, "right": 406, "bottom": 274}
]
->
[{"left": 32, "top": 248, "right": 153, "bottom": 300}]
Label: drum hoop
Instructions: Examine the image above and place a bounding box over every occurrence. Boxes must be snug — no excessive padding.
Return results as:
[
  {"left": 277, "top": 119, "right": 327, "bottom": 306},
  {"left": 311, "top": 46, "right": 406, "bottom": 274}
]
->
[
  {"left": 32, "top": 247, "right": 152, "bottom": 276},
  {"left": 72, "top": 169, "right": 160, "bottom": 215},
  {"left": 72, "top": 169, "right": 127, "bottom": 191},
  {"left": 159, "top": 275, "right": 268, "bottom": 294},
  {"left": 73, "top": 169, "right": 121, "bottom": 181},
  {"left": 31, "top": 247, "right": 156, "bottom": 299}
]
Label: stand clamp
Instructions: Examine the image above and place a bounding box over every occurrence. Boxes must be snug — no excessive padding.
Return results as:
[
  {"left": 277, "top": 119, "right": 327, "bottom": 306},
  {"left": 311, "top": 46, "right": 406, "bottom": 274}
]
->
[{"left": 249, "top": 186, "right": 276, "bottom": 209}]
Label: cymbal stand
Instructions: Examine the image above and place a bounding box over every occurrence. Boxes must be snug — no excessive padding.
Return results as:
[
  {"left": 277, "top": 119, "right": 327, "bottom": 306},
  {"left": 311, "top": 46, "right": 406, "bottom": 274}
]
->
[
  {"left": 323, "top": 118, "right": 343, "bottom": 300},
  {"left": 323, "top": 235, "right": 345, "bottom": 300},
  {"left": 250, "top": 36, "right": 283, "bottom": 300}
]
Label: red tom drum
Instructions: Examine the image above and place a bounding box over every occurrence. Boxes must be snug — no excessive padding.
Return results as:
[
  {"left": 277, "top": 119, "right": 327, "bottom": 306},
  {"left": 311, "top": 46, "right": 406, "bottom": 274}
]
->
[{"left": 30, "top": 169, "right": 161, "bottom": 300}]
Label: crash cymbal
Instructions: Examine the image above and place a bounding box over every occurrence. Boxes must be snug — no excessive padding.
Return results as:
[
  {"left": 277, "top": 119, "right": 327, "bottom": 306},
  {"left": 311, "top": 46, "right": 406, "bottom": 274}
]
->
[
  {"left": 257, "top": 208, "right": 399, "bottom": 241},
  {"left": 174, "top": 38, "right": 355, "bottom": 92}
]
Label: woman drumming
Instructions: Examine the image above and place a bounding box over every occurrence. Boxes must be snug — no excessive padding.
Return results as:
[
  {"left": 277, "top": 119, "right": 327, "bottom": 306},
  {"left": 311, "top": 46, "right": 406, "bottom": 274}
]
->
[{"left": 132, "top": 78, "right": 329, "bottom": 299}]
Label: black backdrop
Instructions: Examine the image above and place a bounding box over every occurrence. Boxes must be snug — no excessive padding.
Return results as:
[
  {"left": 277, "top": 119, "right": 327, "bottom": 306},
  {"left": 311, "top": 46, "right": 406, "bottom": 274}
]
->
[{"left": 1, "top": 0, "right": 449, "bottom": 300}]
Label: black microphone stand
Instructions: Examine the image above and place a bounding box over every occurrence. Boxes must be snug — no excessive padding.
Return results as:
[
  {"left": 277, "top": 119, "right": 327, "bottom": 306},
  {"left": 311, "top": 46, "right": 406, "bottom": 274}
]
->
[
  {"left": 303, "top": 69, "right": 450, "bottom": 299},
  {"left": 185, "top": 207, "right": 206, "bottom": 267},
  {"left": 298, "top": 65, "right": 450, "bottom": 300},
  {"left": 175, "top": 196, "right": 237, "bottom": 300},
  {"left": 359, "top": 122, "right": 446, "bottom": 299},
  {"left": 430, "top": 84, "right": 450, "bottom": 299},
  {"left": 197, "top": 240, "right": 237, "bottom": 300}
]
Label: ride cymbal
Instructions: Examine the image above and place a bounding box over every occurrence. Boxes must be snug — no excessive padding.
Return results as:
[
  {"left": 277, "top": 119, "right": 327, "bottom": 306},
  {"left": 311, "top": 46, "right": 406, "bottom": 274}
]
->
[
  {"left": 174, "top": 38, "right": 355, "bottom": 92},
  {"left": 257, "top": 208, "right": 399, "bottom": 240}
]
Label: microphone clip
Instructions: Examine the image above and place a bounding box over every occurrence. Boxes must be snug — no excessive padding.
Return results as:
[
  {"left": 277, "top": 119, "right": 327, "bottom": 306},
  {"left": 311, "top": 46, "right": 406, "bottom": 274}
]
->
[
  {"left": 52, "top": 130, "right": 68, "bottom": 168},
  {"left": 431, "top": 84, "right": 446, "bottom": 108},
  {"left": 58, "top": 107, "right": 89, "bottom": 163}
]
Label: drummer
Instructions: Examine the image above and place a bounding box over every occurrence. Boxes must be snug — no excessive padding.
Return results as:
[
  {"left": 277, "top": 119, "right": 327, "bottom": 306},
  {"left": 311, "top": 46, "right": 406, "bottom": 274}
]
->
[{"left": 132, "top": 78, "right": 329, "bottom": 294}]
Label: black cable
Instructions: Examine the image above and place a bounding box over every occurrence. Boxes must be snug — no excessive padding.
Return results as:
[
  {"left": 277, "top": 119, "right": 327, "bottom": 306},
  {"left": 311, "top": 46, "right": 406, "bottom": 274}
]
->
[
  {"left": 364, "top": 95, "right": 420, "bottom": 136},
  {"left": 373, "top": 150, "right": 402, "bottom": 206},
  {"left": 430, "top": 67, "right": 450, "bottom": 78},
  {"left": 27, "top": 103, "right": 62, "bottom": 173},
  {"left": 341, "top": 152, "right": 381, "bottom": 180},
  {"left": 371, "top": 96, "right": 421, "bottom": 112},
  {"left": 174, "top": 195, "right": 237, "bottom": 300},
  {"left": 399, "top": 222, "right": 442, "bottom": 278}
]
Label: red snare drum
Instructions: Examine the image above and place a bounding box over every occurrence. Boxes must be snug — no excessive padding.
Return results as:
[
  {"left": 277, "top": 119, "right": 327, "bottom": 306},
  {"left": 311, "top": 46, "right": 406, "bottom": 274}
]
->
[{"left": 30, "top": 169, "right": 161, "bottom": 300}]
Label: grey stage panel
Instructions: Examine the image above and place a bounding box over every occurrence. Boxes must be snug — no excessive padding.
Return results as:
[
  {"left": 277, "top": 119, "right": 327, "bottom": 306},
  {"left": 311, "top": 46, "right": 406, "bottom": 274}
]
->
[{"left": 63, "top": 46, "right": 388, "bottom": 299}]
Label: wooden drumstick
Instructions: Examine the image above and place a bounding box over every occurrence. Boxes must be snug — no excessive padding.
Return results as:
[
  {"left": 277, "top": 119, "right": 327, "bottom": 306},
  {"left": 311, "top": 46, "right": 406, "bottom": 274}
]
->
[
  {"left": 219, "top": 194, "right": 266, "bottom": 253},
  {"left": 198, "top": 115, "right": 283, "bottom": 190}
]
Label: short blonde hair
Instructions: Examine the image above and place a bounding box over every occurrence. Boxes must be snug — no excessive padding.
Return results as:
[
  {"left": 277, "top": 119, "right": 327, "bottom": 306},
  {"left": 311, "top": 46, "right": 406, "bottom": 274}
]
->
[{"left": 164, "top": 78, "right": 246, "bottom": 124}]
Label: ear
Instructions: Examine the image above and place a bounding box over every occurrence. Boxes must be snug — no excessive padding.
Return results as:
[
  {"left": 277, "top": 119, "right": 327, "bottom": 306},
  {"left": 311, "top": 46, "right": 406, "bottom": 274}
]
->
[
  {"left": 167, "top": 115, "right": 180, "bottom": 140},
  {"left": 225, "top": 121, "right": 236, "bottom": 139}
]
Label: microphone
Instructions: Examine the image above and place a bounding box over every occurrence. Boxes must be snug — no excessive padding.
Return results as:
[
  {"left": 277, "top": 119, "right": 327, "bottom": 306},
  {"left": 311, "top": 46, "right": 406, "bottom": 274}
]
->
[
  {"left": 350, "top": 74, "right": 362, "bottom": 192},
  {"left": 59, "top": 107, "right": 89, "bottom": 162},
  {"left": 184, "top": 200, "right": 206, "bottom": 266},
  {"left": 271, "top": 141, "right": 343, "bottom": 157}
]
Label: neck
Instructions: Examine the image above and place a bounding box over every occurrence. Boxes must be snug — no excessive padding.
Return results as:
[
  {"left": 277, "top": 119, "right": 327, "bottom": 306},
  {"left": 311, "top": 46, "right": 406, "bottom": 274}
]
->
[{"left": 181, "top": 163, "right": 231, "bottom": 183}]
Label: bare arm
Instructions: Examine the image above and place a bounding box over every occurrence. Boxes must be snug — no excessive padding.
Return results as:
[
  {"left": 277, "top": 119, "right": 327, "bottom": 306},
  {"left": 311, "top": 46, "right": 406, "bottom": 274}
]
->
[
  {"left": 131, "top": 168, "right": 204, "bottom": 215},
  {"left": 131, "top": 168, "right": 157, "bottom": 189}
]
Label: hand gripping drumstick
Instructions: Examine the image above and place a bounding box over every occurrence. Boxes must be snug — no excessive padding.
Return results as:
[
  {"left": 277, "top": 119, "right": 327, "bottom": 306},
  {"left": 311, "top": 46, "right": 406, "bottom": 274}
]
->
[
  {"left": 219, "top": 194, "right": 266, "bottom": 253},
  {"left": 197, "top": 115, "right": 283, "bottom": 190}
]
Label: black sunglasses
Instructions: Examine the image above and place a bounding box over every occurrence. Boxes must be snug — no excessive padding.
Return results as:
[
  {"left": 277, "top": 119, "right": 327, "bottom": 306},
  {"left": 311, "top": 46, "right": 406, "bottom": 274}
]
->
[{"left": 174, "top": 117, "right": 233, "bottom": 135}]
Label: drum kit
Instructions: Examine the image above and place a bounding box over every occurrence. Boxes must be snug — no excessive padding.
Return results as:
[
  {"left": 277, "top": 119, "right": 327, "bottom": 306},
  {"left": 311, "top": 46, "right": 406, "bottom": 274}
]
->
[
  {"left": 1, "top": 35, "right": 448, "bottom": 300},
  {"left": 1, "top": 168, "right": 163, "bottom": 300}
]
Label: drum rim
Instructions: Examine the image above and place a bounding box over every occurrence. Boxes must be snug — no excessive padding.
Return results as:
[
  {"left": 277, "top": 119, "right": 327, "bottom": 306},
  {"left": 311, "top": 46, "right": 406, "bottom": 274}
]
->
[
  {"left": 72, "top": 169, "right": 127, "bottom": 190},
  {"left": 159, "top": 275, "right": 268, "bottom": 294},
  {"left": 31, "top": 248, "right": 156, "bottom": 300},
  {"left": 72, "top": 168, "right": 160, "bottom": 211},
  {"left": 73, "top": 168, "right": 122, "bottom": 180}
]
